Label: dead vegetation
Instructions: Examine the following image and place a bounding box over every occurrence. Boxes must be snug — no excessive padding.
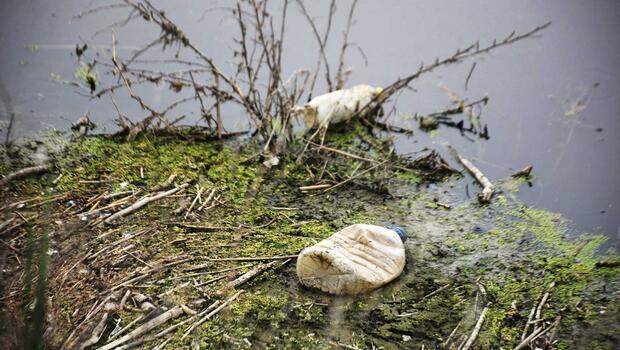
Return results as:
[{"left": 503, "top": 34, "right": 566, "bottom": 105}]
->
[
  {"left": 1, "top": 1, "right": 596, "bottom": 349},
  {"left": 65, "top": 0, "right": 549, "bottom": 156}
]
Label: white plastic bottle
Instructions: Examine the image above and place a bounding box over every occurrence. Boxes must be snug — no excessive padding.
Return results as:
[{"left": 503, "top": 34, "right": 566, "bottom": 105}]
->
[
  {"left": 302, "top": 85, "right": 383, "bottom": 128},
  {"left": 296, "top": 224, "right": 407, "bottom": 295}
]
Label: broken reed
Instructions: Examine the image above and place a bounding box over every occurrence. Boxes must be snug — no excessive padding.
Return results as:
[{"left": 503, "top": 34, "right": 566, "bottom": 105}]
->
[
  {"left": 77, "top": 1, "right": 549, "bottom": 155},
  {"left": 23, "top": 218, "right": 50, "bottom": 350}
]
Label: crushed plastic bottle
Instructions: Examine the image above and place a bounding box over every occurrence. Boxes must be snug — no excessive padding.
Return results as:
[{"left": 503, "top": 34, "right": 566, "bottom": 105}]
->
[
  {"left": 302, "top": 85, "right": 383, "bottom": 128},
  {"left": 296, "top": 224, "right": 407, "bottom": 295}
]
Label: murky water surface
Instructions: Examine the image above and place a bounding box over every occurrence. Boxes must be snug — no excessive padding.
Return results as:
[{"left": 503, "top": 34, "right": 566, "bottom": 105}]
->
[{"left": 0, "top": 0, "right": 618, "bottom": 245}]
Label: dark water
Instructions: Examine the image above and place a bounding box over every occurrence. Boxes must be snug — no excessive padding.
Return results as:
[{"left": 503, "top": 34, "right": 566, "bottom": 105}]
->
[{"left": 0, "top": 0, "right": 618, "bottom": 246}]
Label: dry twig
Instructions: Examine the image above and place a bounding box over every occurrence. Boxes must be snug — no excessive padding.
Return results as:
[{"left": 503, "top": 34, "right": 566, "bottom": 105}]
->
[
  {"left": 98, "top": 305, "right": 185, "bottom": 350},
  {"left": 460, "top": 305, "right": 489, "bottom": 350},
  {"left": 0, "top": 164, "right": 52, "bottom": 187},
  {"left": 180, "top": 290, "right": 244, "bottom": 340},
  {"left": 103, "top": 184, "right": 188, "bottom": 224},
  {"left": 446, "top": 144, "right": 495, "bottom": 203}
]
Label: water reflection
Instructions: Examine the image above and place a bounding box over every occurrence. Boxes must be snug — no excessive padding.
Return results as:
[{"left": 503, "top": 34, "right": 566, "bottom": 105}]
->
[{"left": 0, "top": 0, "right": 618, "bottom": 245}]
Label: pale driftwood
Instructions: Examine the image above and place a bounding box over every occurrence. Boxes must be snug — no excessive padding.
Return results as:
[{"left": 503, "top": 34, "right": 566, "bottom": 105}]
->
[
  {"left": 206, "top": 254, "right": 298, "bottom": 262},
  {"left": 460, "top": 305, "right": 489, "bottom": 350},
  {"left": 78, "top": 312, "right": 109, "bottom": 350},
  {"left": 181, "top": 290, "right": 244, "bottom": 340},
  {"left": 447, "top": 145, "right": 495, "bottom": 203},
  {"left": 184, "top": 185, "right": 204, "bottom": 219},
  {"left": 535, "top": 282, "right": 555, "bottom": 320},
  {"left": 61, "top": 294, "right": 118, "bottom": 350},
  {"left": 183, "top": 262, "right": 253, "bottom": 273},
  {"left": 443, "top": 319, "right": 462, "bottom": 347},
  {"left": 225, "top": 260, "right": 281, "bottom": 289},
  {"left": 299, "top": 184, "right": 332, "bottom": 191},
  {"left": 79, "top": 194, "right": 135, "bottom": 217},
  {"left": 118, "top": 289, "right": 131, "bottom": 311},
  {"left": 114, "top": 301, "right": 220, "bottom": 350},
  {"left": 521, "top": 306, "right": 536, "bottom": 341},
  {"left": 0, "top": 164, "right": 52, "bottom": 187},
  {"left": 195, "top": 275, "right": 228, "bottom": 288},
  {"left": 0, "top": 217, "right": 15, "bottom": 232},
  {"left": 103, "top": 184, "right": 188, "bottom": 224},
  {"left": 108, "top": 315, "right": 143, "bottom": 342},
  {"left": 197, "top": 188, "right": 216, "bottom": 211},
  {"left": 98, "top": 306, "right": 185, "bottom": 350},
  {"left": 102, "top": 190, "right": 134, "bottom": 201},
  {"left": 513, "top": 323, "right": 553, "bottom": 350}
]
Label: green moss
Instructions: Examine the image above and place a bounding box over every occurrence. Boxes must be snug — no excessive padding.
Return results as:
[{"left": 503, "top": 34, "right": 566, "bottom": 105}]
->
[
  {"left": 232, "top": 290, "right": 289, "bottom": 323},
  {"left": 4, "top": 132, "right": 618, "bottom": 349}
]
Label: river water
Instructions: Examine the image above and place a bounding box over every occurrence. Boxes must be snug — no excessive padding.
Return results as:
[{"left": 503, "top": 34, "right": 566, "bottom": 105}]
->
[{"left": 0, "top": 0, "right": 618, "bottom": 246}]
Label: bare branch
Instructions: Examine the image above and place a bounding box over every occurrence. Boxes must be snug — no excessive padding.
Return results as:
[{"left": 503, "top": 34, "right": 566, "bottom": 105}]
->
[
  {"left": 335, "top": 0, "right": 358, "bottom": 90},
  {"left": 296, "top": 0, "right": 335, "bottom": 94}
]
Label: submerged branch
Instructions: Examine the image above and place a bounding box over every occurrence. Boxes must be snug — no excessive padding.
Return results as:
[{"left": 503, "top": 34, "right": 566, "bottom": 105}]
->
[{"left": 446, "top": 144, "right": 495, "bottom": 203}]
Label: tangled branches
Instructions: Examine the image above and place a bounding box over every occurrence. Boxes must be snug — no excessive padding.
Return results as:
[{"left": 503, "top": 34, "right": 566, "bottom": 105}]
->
[{"left": 80, "top": 0, "right": 550, "bottom": 155}]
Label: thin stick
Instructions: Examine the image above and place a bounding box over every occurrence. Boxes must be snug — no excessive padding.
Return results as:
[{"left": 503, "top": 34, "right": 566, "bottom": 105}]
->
[
  {"left": 535, "top": 282, "right": 555, "bottom": 320},
  {"left": 421, "top": 283, "right": 451, "bottom": 302},
  {"left": 195, "top": 274, "right": 228, "bottom": 288},
  {"left": 307, "top": 140, "right": 379, "bottom": 163},
  {"left": 107, "top": 315, "right": 144, "bottom": 341},
  {"left": 205, "top": 254, "right": 298, "bottom": 262},
  {"left": 4, "top": 113, "right": 15, "bottom": 146},
  {"left": 78, "top": 312, "right": 109, "bottom": 349},
  {"left": 180, "top": 290, "right": 244, "bottom": 340},
  {"left": 181, "top": 263, "right": 253, "bottom": 274},
  {"left": 443, "top": 319, "right": 463, "bottom": 347},
  {"left": 115, "top": 301, "right": 221, "bottom": 350},
  {"left": 353, "top": 22, "right": 552, "bottom": 121},
  {"left": 464, "top": 62, "right": 477, "bottom": 90},
  {"left": 521, "top": 306, "right": 537, "bottom": 341},
  {"left": 98, "top": 306, "right": 185, "bottom": 350},
  {"left": 103, "top": 184, "right": 188, "bottom": 224},
  {"left": 323, "top": 160, "right": 389, "bottom": 193},
  {"left": 225, "top": 260, "right": 282, "bottom": 289},
  {"left": 0, "top": 164, "right": 52, "bottom": 187},
  {"left": 101, "top": 257, "right": 192, "bottom": 295},
  {"left": 296, "top": 0, "right": 335, "bottom": 93},
  {"left": 513, "top": 323, "right": 553, "bottom": 350},
  {"left": 446, "top": 144, "right": 495, "bottom": 203},
  {"left": 460, "top": 305, "right": 489, "bottom": 350},
  {"left": 197, "top": 188, "right": 216, "bottom": 211},
  {"left": 335, "top": 0, "right": 359, "bottom": 89},
  {"left": 176, "top": 223, "right": 234, "bottom": 231},
  {"left": 214, "top": 71, "right": 223, "bottom": 140},
  {"left": 299, "top": 184, "right": 332, "bottom": 191},
  {"left": 184, "top": 185, "right": 204, "bottom": 220}
]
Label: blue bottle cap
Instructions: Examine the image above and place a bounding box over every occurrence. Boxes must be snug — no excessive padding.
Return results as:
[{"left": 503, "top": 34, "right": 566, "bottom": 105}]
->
[{"left": 387, "top": 225, "right": 407, "bottom": 242}]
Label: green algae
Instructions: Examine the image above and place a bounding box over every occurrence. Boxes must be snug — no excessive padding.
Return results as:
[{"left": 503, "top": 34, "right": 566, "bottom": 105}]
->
[{"left": 2, "top": 131, "right": 618, "bottom": 349}]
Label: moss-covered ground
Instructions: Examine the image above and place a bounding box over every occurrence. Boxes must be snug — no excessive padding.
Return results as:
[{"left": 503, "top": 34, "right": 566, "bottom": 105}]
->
[{"left": 0, "top": 128, "right": 618, "bottom": 349}]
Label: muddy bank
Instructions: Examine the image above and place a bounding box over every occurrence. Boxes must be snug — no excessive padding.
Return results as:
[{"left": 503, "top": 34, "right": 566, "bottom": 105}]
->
[{"left": 0, "top": 128, "right": 618, "bottom": 349}]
